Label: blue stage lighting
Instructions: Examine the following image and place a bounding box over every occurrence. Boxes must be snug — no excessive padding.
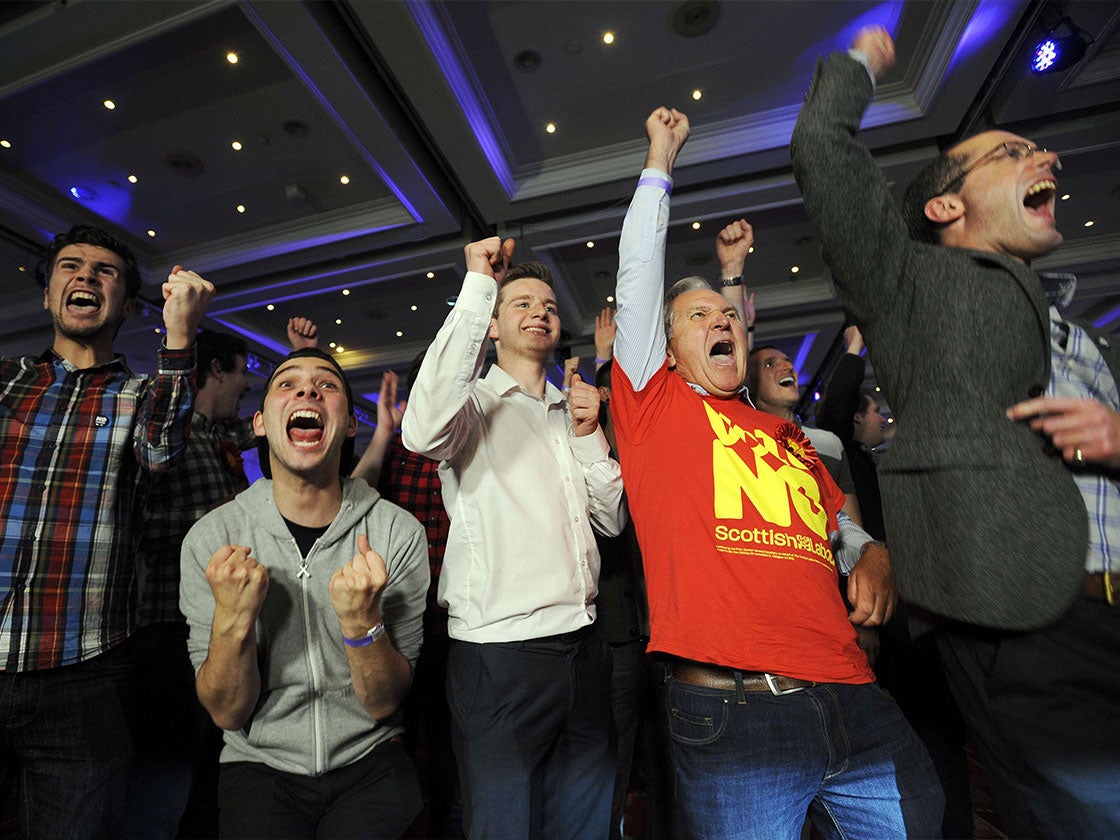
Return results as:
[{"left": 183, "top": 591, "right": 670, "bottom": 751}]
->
[{"left": 1030, "top": 30, "right": 1088, "bottom": 74}]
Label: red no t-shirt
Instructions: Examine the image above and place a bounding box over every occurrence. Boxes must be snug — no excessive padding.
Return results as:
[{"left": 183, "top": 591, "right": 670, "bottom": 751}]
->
[{"left": 612, "top": 361, "right": 873, "bottom": 684}]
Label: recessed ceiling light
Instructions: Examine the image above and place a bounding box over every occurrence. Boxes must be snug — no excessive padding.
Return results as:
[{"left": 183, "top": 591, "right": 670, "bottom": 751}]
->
[
  {"left": 127, "top": 174, "right": 138, "bottom": 184},
  {"left": 887, "top": 417, "right": 895, "bottom": 424},
  {"left": 396, "top": 331, "right": 403, "bottom": 338},
  {"left": 231, "top": 141, "right": 243, "bottom": 151},
  {"left": 335, "top": 318, "right": 342, "bottom": 325},
  {"left": 603, "top": 32, "right": 615, "bottom": 45},
  {"left": 586, "top": 241, "right": 595, "bottom": 248},
  {"left": 153, "top": 327, "right": 161, "bottom": 334},
  {"left": 411, "top": 304, "right": 418, "bottom": 311},
  {"left": 1061, "top": 194, "right": 1071, "bottom": 200},
  {"left": 70, "top": 186, "right": 98, "bottom": 201},
  {"left": 226, "top": 51, "right": 239, "bottom": 64},
  {"left": 748, "top": 246, "right": 754, "bottom": 254},
  {"left": 147, "top": 229, "right": 156, "bottom": 237},
  {"left": 103, "top": 100, "right": 116, "bottom": 110},
  {"left": 606, "top": 295, "right": 614, "bottom": 303},
  {"left": 546, "top": 123, "right": 557, "bottom": 134},
  {"left": 236, "top": 204, "right": 245, "bottom": 213},
  {"left": 266, "top": 304, "right": 275, "bottom": 311},
  {"left": 339, "top": 175, "right": 350, "bottom": 185},
  {"left": 0, "top": 140, "right": 10, "bottom": 149},
  {"left": 875, "top": 386, "right": 881, "bottom": 392},
  {"left": 692, "top": 89, "right": 703, "bottom": 101},
  {"left": 329, "top": 341, "right": 337, "bottom": 348},
  {"left": 426, "top": 271, "right": 435, "bottom": 279},
  {"left": 790, "top": 265, "right": 799, "bottom": 273},
  {"left": 335, "top": 346, "right": 345, "bottom": 353},
  {"left": 1084, "top": 220, "right": 1095, "bottom": 227},
  {"left": 691, "top": 221, "right": 701, "bottom": 230},
  {"left": 342, "top": 289, "right": 350, "bottom": 296},
  {"left": 18, "top": 265, "right": 26, "bottom": 272}
]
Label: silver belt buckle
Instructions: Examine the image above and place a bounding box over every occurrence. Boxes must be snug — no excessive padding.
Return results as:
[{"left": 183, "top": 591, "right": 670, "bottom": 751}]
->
[{"left": 765, "top": 673, "right": 806, "bottom": 696}]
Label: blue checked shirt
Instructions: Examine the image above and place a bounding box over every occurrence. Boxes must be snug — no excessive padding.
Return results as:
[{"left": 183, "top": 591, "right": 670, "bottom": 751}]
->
[
  {"left": 1048, "top": 307, "right": 1120, "bottom": 574},
  {"left": 0, "top": 347, "right": 194, "bottom": 671}
]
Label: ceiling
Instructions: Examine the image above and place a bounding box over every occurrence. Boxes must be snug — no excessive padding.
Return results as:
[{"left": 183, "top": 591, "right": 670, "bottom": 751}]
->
[{"left": 2, "top": 0, "right": 1119, "bottom": 441}]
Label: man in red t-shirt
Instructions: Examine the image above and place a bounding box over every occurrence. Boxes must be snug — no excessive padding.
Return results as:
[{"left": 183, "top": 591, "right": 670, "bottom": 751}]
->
[{"left": 611, "top": 107, "right": 942, "bottom": 839}]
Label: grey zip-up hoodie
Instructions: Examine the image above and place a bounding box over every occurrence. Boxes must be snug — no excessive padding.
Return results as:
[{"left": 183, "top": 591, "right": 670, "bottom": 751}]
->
[{"left": 180, "top": 477, "right": 429, "bottom": 776}]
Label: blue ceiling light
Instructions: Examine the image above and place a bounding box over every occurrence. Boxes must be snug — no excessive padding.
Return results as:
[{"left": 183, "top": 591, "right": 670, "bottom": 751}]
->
[
  {"left": 70, "top": 185, "right": 98, "bottom": 201},
  {"left": 1030, "top": 17, "right": 1090, "bottom": 75}
]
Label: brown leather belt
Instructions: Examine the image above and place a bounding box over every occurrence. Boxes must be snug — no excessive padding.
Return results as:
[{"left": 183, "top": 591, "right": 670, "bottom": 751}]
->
[
  {"left": 1084, "top": 572, "right": 1117, "bottom": 606},
  {"left": 668, "top": 658, "right": 815, "bottom": 696}
]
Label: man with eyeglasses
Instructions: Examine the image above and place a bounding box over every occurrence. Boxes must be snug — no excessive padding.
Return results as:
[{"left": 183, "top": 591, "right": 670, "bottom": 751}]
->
[{"left": 792, "top": 25, "right": 1120, "bottom": 839}]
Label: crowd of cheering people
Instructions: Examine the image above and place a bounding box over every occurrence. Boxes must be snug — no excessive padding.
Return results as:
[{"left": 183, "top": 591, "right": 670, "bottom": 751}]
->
[{"left": 1, "top": 25, "right": 1117, "bottom": 840}]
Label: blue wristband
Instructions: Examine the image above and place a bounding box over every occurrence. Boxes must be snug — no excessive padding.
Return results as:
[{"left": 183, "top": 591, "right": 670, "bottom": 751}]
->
[{"left": 342, "top": 622, "right": 385, "bottom": 648}]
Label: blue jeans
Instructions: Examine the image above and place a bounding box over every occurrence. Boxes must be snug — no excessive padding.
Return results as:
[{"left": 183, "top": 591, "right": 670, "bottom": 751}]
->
[
  {"left": 0, "top": 642, "right": 139, "bottom": 840},
  {"left": 665, "top": 677, "right": 944, "bottom": 840}
]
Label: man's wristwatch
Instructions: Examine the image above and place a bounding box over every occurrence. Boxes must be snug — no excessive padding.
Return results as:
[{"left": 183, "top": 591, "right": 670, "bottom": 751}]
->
[
  {"left": 342, "top": 621, "right": 386, "bottom": 648},
  {"left": 720, "top": 275, "right": 743, "bottom": 287}
]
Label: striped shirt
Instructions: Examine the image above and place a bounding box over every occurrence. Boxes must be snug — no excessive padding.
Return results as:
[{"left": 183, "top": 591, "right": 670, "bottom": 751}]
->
[
  {"left": 0, "top": 347, "right": 194, "bottom": 671},
  {"left": 1048, "top": 308, "right": 1120, "bottom": 575},
  {"left": 136, "top": 413, "right": 254, "bottom": 626}
]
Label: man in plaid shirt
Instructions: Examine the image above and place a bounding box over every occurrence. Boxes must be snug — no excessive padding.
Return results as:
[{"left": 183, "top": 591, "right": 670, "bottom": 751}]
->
[{"left": 0, "top": 225, "right": 213, "bottom": 839}]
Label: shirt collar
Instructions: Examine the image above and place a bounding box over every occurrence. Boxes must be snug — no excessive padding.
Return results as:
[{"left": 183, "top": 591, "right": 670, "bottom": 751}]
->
[
  {"left": 38, "top": 347, "right": 130, "bottom": 373},
  {"left": 483, "top": 363, "right": 566, "bottom": 406}
]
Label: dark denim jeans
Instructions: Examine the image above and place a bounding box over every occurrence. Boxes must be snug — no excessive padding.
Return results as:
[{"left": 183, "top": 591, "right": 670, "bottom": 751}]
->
[
  {"left": 665, "top": 677, "right": 944, "bottom": 840},
  {"left": 0, "top": 642, "right": 138, "bottom": 840}
]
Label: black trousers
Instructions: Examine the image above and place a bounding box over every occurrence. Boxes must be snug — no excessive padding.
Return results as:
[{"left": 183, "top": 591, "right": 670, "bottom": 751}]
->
[
  {"left": 446, "top": 627, "right": 615, "bottom": 840},
  {"left": 936, "top": 596, "right": 1120, "bottom": 839}
]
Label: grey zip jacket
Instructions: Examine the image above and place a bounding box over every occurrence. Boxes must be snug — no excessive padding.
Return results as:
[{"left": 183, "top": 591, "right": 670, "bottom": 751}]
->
[{"left": 180, "top": 477, "right": 429, "bottom": 776}]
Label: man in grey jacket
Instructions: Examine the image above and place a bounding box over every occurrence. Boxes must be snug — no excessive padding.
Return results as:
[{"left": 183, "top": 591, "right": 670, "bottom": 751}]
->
[
  {"left": 792, "top": 25, "right": 1120, "bottom": 839},
  {"left": 180, "top": 347, "right": 429, "bottom": 839}
]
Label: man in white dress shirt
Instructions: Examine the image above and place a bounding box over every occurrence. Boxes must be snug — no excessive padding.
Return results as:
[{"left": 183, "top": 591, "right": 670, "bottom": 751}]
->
[{"left": 403, "top": 237, "right": 627, "bottom": 839}]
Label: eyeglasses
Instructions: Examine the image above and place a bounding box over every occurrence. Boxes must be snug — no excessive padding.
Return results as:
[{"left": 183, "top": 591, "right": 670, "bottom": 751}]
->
[{"left": 937, "top": 141, "right": 1061, "bottom": 195}]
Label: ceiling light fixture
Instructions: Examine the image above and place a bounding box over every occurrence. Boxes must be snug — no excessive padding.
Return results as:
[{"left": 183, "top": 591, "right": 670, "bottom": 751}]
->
[
  {"left": 70, "top": 186, "right": 98, "bottom": 201},
  {"left": 790, "top": 265, "right": 799, "bottom": 274},
  {"left": 340, "top": 175, "right": 350, "bottom": 185},
  {"left": 396, "top": 331, "right": 403, "bottom": 337},
  {"left": 546, "top": 123, "right": 557, "bottom": 134},
  {"left": 426, "top": 271, "right": 435, "bottom": 279},
  {"left": 226, "top": 51, "right": 239, "bottom": 64},
  {"left": 748, "top": 246, "right": 754, "bottom": 254},
  {"left": 127, "top": 174, "right": 138, "bottom": 184},
  {"left": 603, "top": 32, "right": 615, "bottom": 45},
  {"left": 267, "top": 304, "right": 275, "bottom": 311},
  {"left": 335, "top": 346, "right": 345, "bottom": 353},
  {"left": 342, "top": 289, "right": 350, "bottom": 296},
  {"left": 691, "top": 222, "right": 701, "bottom": 230},
  {"left": 692, "top": 89, "right": 703, "bottom": 101},
  {"left": 1084, "top": 220, "right": 1095, "bottom": 227},
  {"left": 0, "top": 140, "right": 10, "bottom": 148},
  {"left": 103, "top": 100, "right": 116, "bottom": 110},
  {"left": 329, "top": 341, "right": 337, "bottom": 348},
  {"left": 1061, "top": 193, "right": 1070, "bottom": 200},
  {"left": 1030, "top": 15, "right": 1092, "bottom": 74},
  {"left": 586, "top": 241, "right": 595, "bottom": 248},
  {"left": 236, "top": 204, "right": 245, "bottom": 213},
  {"left": 335, "top": 319, "right": 342, "bottom": 325},
  {"left": 607, "top": 295, "right": 615, "bottom": 303},
  {"left": 411, "top": 305, "right": 418, "bottom": 311},
  {"left": 231, "top": 141, "right": 243, "bottom": 151},
  {"left": 147, "top": 230, "right": 156, "bottom": 237}
]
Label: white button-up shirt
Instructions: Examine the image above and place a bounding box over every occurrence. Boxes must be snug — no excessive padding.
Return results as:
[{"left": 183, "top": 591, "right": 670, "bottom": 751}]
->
[{"left": 403, "top": 271, "right": 626, "bottom": 642}]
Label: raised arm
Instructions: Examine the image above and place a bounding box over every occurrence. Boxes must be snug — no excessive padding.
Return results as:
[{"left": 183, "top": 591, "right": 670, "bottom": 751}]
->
[
  {"left": 716, "top": 219, "right": 757, "bottom": 350},
  {"left": 402, "top": 237, "right": 514, "bottom": 460},
  {"left": 352, "top": 370, "right": 405, "bottom": 487},
  {"left": 613, "top": 107, "right": 690, "bottom": 392},
  {"left": 790, "top": 26, "right": 909, "bottom": 325},
  {"left": 815, "top": 327, "right": 867, "bottom": 444},
  {"left": 134, "top": 265, "right": 215, "bottom": 471}
]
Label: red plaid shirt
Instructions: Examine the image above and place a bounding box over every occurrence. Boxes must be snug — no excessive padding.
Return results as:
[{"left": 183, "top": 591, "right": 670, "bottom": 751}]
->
[{"left": 378, "top": 435, "right": 449, "bottom": 636}]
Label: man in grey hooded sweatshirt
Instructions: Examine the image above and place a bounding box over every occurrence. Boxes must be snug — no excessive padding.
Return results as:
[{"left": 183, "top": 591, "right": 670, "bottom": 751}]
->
[{"left": 179, "top": 347, "right": 430, "bottom": 839}]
